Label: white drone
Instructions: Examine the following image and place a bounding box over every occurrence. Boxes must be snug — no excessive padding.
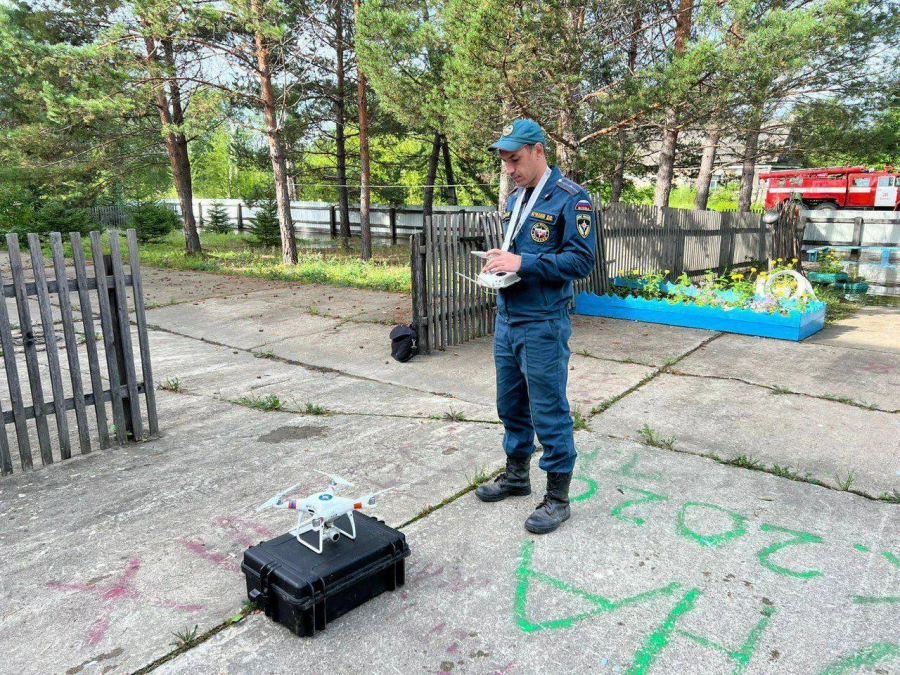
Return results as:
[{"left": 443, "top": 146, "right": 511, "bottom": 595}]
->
[{"left": 257, "top": 471, "right": 394, "bottom": 554}]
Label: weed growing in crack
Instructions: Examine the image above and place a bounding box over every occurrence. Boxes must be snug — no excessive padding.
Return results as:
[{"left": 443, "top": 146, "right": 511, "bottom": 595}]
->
[
  {"left": 879, "top": 489, "right": 900, "bottom": 504},
  {"left": 771, "top": 386, "right": 791, "bottom": 395},
  {"left": 770, "top": 464, "right": 802, "bottom": 480},
  {"left": 726, "top": 454, "right": 764, "bottom": 470},
  {"left": 637, "top": 423, "right": 676, "bottom": 450},
  {"left": 442, "top": 407, "right": 465, "bottom": 422},
  {"left": 252, "top": 350, "right": 275, "bottom": 359},
  {"left": 234, "top": 394, "right": 285, "bottom": 411},
  {"left": 305, "top": 401, "right": 330, "bottom": 415},
  {"left": 571, "top": 405, "right": 590, "bottom": 431},
  {"left": 157, "top": 377, "right": 183, "bottom": 392},
  {"left": 832, "top": 469, "right": 858, "bottom": 491},
  {"left": 464, "top": 464, "right": 492, "bottom": 487},
  {"left": 171, "top": 624, "right": 199, "bottom": 647}
]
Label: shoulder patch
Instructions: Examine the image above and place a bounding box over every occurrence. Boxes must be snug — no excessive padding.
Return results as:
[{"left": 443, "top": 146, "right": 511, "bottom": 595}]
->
[
  {"left": 575, "top": 199, "right": 592, "bottom": 212},
  {"left": 556, "top": 179, "right": 578, "bottom": 196}
]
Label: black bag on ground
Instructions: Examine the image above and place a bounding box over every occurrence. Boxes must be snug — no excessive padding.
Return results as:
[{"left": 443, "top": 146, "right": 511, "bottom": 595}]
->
[
  {"left": 390, "top": 323, "right": 418, "bottom": 362},
  {"left": 242, "top": 513, "right": 410, "bottom": 637}
]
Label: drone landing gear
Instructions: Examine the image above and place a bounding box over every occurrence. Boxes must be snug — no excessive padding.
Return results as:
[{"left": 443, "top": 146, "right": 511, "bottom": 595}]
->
[{"left": 294, "top": 511, "right": 358, "bottom": 554}]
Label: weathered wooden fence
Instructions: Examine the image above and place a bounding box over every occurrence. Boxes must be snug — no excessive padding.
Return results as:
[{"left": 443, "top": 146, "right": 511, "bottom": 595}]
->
[
  {"left": 0, "top": 229, "right": 157, "bottom": 476},
  {"left": 89, "top": 206, "right": 129, "bottom": 230},
  {"left": 411, "top": 203, "right": 800, "bottom": 354}
]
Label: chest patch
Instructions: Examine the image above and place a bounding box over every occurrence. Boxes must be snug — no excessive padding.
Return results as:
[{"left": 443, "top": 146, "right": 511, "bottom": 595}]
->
[
  {"left": 529, "top": 210, "right": 556, "bottom": 224},
  {"left": 576, "top": 213, "right": 591, "bottom": 238},
  {"left": 501, "top": 210, "right": 511, "bottom": 224},
  {"left": 531, "top": 223, "right": 550, "bottom": 243}
]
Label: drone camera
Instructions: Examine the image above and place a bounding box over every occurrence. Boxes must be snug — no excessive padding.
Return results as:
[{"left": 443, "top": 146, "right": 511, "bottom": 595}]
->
[{"left": 325, "top": 527, "right": 341, "bottom": 543}]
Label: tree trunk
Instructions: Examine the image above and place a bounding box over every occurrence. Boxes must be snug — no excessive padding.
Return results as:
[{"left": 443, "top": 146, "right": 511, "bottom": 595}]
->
[
  {"left": 738, "top": 121, "right": 761, "bottom": 212},
  {"left": 334, "top": 0, "right": 351, "bottom": 243},
  {"left": 441, "top": 134, "right": 457, "bottom": 205},
  {"left": 355, "top": 0, "right": 371, "bottom": 260},
  {"left": 654, "top": 111, "right": 680, "bottom": 209},
  {"left": 252, "top": 0, "right": 297, "bottom": 265},
  {"left": 653, "top": 0, "right": 694, "bottom": 209},
  {"left": 423, "top": 131, "right": 441, "bottom": 217},
  {"left": 694, "top": 127, "right": 720, "bottom": 211},
  {"left": 144, "top": 35, "right": 201, "bottom": 254},
  {"left": 610, "top": 127, "right": 628, "bottom": 204},
  {"left": 610, "top": 11, "right": 641, "bottom": 204}
]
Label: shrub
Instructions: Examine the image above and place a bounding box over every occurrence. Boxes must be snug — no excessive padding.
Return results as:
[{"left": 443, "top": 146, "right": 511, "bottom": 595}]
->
[
  {"left": 249, "top": 199, "right": 281, "bottom": 247},
  {"left": 128, "top": 201, "right": 181, "bottom": 242},
  {"left": 204, "top": 202, "right": 232, "bottom": 234},
  {"left": 3, "top": 201, "right": 98, "bottom": 247}
]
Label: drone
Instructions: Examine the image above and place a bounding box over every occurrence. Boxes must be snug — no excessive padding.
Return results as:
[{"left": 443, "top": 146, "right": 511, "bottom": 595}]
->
[{"left": 257, "top": 471, "right": 395, "bottom": 554}]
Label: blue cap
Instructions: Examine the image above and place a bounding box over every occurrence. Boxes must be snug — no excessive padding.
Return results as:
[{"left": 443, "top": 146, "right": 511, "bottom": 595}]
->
[{"left": 489, "top": 119, "right": 545, "bottom": 151}]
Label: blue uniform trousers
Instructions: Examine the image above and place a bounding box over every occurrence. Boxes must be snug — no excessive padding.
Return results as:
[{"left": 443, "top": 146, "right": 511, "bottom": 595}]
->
[{"left": 494, "top": 312, "right": 577, "bottom": 474}]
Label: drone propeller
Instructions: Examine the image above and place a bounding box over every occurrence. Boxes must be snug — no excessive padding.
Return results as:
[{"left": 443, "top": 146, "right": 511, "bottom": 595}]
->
[
  {"left": 313, "top": 469, "right": 354, "bottom": 487},
  {"left": 359, "top": 486, "right": 400, "bottom": 509},
  {"left": 256, "top": 480, "right": 304, "bottom": 512}
]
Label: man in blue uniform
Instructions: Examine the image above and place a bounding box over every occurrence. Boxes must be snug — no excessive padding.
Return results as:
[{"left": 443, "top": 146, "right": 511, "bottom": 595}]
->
[{"left": 474, "top": 119, "right": 596, "bottom": 534}]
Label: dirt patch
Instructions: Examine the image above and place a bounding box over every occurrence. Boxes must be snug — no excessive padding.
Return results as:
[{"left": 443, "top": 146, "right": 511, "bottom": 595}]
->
[{"left": 257, "top": 425, "right": 327, "bottom": 443}]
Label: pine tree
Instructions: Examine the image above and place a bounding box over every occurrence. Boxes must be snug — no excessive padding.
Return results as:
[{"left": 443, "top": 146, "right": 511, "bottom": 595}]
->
[
  {"left": 204, "top": 202, "right": 231, "bottom": 234},
  {"left": 249, "top": 199, "right": 281, "bottom": 247}
]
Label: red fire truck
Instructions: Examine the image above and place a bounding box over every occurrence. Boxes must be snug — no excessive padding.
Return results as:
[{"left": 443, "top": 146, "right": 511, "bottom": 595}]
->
[{"left": 759, "top": 166, "right": 900, "bottom": 211}]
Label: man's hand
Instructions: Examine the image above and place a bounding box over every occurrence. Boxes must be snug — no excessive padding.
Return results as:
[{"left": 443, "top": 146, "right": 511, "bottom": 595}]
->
[{"left": 482, "top": 249, "right": 522, "bottom": 274}]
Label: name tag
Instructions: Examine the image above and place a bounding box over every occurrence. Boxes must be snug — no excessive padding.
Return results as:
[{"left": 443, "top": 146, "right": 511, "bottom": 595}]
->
[{"left": 529, "top": 210, "right": 556, "bottom": 224}]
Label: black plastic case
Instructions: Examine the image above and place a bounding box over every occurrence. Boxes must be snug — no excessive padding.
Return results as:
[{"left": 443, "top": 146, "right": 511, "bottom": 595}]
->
[{"left": 242, "top": 513, "right": 410, "bottom": 636}]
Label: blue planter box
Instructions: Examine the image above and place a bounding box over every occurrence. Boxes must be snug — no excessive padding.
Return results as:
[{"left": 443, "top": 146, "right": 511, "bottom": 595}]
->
[{"left": 574, "top": 292, "right": 826, "bottom": 341}]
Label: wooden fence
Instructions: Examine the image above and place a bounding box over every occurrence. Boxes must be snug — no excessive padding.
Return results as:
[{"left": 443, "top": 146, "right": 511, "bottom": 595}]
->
[
  {"left": 0, "top": 229, "right": 157, "bottom": 476},
  {"left": 411, "top": 203, "right": 799, "bottom": 354}
]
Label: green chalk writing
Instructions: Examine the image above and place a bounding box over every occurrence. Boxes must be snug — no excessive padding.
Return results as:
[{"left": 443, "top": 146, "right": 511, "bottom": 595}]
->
[
  {"left": 852, "top": 596, "right": 900, "bottom": 604},
  {"left": 884, "top": 551, "right": 899, "bottom": 567},
  {"left": 602, "top": 452, "right": 663, "bottom": 480},
  {"left": 816, "top": 643, "right": 900, "bottom": 674},
  {"left": 757, "top": 524, "right": 824, "bottom": 579},
  {"left": 626, "top": 589, "right": 775, "bottom": 675},
  {"left": 853, "top": 543, "right": 870, "bottom": 553},
  {"left": 571, "top": 475, "right": 598, "bottom": 503},
  {"left": 514, "top": 540, "right": 681, "bottom": 632},
  {"left": 676, "top": 502, "right": 747, "bottom": 548},
  {"left": 611, "top": 486, "right": 669, "bottom": 525}
]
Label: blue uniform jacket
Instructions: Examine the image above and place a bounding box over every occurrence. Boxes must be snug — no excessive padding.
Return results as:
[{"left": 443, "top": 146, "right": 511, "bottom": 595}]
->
[{"left": 497, "top": 166, "right": 596, "bottom": 322}]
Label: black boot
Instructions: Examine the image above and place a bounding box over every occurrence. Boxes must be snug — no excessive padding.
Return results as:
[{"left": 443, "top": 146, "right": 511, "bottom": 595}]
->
[
  {"left": 525, "top": 472, "right": 572, "bottom": 534},
  {"left": 475, "top": 456, "right": 532, "bottom": 502}
]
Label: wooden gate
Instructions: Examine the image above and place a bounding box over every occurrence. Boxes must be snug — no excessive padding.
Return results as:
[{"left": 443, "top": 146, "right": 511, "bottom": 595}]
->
[{"left": 0, "top": 229, "right": 157, "bottom": 476}]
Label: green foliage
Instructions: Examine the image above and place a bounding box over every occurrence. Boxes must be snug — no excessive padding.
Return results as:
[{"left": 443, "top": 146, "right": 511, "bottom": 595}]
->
[
  {"left": 637, "top": 424, "right": 676, "bottom": 450},
  {"left": 129, "top": 201, "right": 180, "bottom": 243},
  {"left": 233, "top": 394, "right": 285, "bottom": 412},
  {"left": 249, "top": 199, "right": 281, "bottom": 247},
  {"left": 1, "top": 197, "right": 98, "bottom": 246},
  {"left": 204, "top": 202, "right": 231, "bottom": 234}
]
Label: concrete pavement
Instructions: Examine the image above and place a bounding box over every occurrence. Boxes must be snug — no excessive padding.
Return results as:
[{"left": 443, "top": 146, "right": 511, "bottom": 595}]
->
[{"left": 0, "top": 268, "right": 898, "bottom": 675}]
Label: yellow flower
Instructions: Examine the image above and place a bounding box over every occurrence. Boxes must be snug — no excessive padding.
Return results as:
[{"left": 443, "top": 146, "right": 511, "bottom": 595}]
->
[
  {"left": 777, "top": 258, "right": 783, "bottom": 262},
  {"left": 791, "top": 258, "right": 798, "bottom": 263},
  {"left": 664, "top": 269, "right": 670, "bottom": 274},
  {"left": 632, "top": 269, "right": 639, "bottom": 275},
  {"left": 618, "top": 269, "right": 623, "bottom": 275},
  {"left": 751, "top": 267, "right": 757, "bottom": 273},
  {"left": 733, "top": 273, "right": 744, "bottom": 280}
]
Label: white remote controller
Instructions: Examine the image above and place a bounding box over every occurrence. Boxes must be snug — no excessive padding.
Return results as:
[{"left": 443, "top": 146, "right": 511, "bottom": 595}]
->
[{"left": 471, "top": 251, "right": 520, "bottom": 289}]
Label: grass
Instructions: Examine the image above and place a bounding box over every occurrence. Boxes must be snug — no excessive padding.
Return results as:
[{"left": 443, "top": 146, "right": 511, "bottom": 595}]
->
[
  {"left": 233, "top": 394, "right": 285, "bottom": 411},
  {"left": 304, "top": 401, "right": 330, "bottom": 415},
  {"left": 832, "top": 469, "right": 858, "bottom": 491},
  {"left": 252, "top": 350, "right": 276, "bottom": 359},
  {"left": 637, "top": 423, "right": 676, "bottom": 450},
  {"left": 464, "top": 464, "right": 492, "bottom": 488},
  {"left": 813, "top": 284, "right": 863, "bottom": 326},
  {"left": 157, "top": 377, "right": 183, "bottom": 392},
  {"left": 770, "top": 386, "right": 792, "bottom": 395},
  {"left": 134, "top": 231, "right": 411, "bottom": 293},
  {"left": 442, "top": 407, "right": 466, "bottom": 422},
  {"left": 822, "top": 394, "right": 877, "bottom": 410}
]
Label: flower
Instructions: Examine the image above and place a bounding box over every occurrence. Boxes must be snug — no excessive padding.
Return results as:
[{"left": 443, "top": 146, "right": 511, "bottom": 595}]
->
[
  {"left": 791, "top": 258, "right": 798, "bottom": 263},
  {"left": 632, "top": 269, "right": 639, "bottom": 274},
  {"left": 751, "top": 267, "right": 757, "bottom": 273},
  {"left": 777, "top": 258, "right": 783, "bottom": 262},
  {"left": 732, "top": 273, "right": 744, "bottom": 280},
  {"left": 664, "top": 269, "right": 670, "bottom": 274},
  {"left": 618, "top": 269, "right": 623, "bottom": 275}
]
